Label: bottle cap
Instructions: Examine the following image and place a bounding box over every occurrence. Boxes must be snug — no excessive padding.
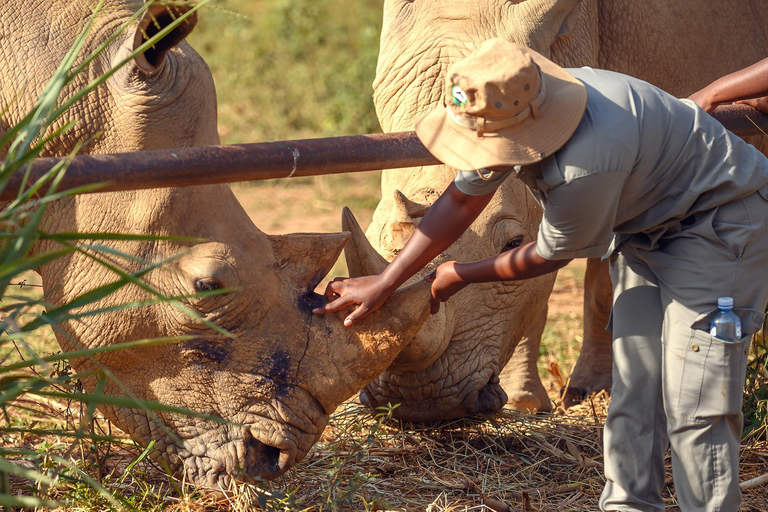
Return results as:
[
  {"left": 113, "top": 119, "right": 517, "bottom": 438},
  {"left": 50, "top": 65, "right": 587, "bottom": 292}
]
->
[{"left": 718, "top": 296, "right": 734, "bottom": 309}]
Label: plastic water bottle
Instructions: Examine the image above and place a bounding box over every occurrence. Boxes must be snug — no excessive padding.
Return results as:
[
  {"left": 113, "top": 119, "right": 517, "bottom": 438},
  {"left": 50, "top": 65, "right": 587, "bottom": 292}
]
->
[{"left": 709, "top": 297, "right": 742, "bottom": 342}]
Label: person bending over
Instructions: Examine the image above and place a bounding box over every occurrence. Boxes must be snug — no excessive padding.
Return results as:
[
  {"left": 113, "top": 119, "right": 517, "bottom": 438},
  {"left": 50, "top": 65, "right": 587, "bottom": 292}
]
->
[{"left": 315, "top": 39, "right": 768, "bottom": 512}]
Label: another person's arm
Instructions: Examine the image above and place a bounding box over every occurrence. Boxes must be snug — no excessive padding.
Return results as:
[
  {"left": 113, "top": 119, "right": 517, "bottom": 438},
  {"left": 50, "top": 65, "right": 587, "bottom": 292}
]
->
[
  {"left": 689, "top": 57, "right": 768, "bottom": 113},
  {"left": 312, "top": 182, "right": 495, "bottom": 325}
]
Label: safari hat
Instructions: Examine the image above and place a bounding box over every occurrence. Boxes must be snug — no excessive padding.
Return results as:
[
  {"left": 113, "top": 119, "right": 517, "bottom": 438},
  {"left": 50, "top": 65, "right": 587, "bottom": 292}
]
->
[{"left": 415, "top": 39, "right": 588, "bottom": 170}]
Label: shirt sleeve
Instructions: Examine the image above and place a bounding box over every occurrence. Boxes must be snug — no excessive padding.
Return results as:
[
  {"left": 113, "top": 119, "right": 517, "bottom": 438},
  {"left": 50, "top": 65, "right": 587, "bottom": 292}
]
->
[
  {"left": 454, "top": 168, "right": 514, "bottom": 196},
  {"left": 536, "top": 170, "right": 626, "bottom": 260}
]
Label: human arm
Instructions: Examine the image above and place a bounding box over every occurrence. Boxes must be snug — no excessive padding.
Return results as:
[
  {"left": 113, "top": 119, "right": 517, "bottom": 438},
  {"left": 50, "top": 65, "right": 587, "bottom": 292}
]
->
[
  {"left": 426, "top": 241, "right": 571, "bottom": 314},
  {"left": 424, "top": 166, "right": 628, "bottom": 312},
  {"left": 688, "top": 57, "right": 768, "bottom": 113},
  {"left": 312, "top": 182, "right": 495, "bottom": 325}
]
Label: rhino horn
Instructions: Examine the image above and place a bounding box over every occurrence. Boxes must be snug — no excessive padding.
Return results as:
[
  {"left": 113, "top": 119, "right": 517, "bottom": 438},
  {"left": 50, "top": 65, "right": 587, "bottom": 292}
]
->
[
  {"left": 342, "top": 207, "right": 388, "bottom": 277},
  {"left": 270, "top": 232, "right": 351, "bottom": 291},
  {"left": 343, "top": 205, "right": 449, "bottom": 372},
  {"left": 371, "top": 278, "right": 431, "bottom": 338},
  {"left": 356, "top": 271, "right": 448, "bottom": 374},
  {"left": 134, "top": 1, "right": 199, "bottom": 74}
]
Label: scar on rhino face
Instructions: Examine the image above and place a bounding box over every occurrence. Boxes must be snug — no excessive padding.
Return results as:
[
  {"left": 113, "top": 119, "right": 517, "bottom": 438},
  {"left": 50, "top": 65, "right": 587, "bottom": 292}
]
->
[{"left": 267, "top": 349, "right": 291, "bottom": 382}]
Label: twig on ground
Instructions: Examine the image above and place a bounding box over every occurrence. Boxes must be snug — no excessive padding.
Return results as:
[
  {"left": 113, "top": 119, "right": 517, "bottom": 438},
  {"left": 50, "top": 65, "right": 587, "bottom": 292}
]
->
[{"left": 740, "top": 472, "right": 768, "bottom": 490}]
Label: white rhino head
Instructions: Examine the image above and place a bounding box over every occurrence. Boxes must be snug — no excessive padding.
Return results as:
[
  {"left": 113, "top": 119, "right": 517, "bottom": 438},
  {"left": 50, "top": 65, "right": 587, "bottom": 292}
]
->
[
  {"left": 352, "top": 0, "right": 594, "bottom": 420},
  {"left": 1, "top": 0, "right": 432, "bottom": 488},
  {"left": 364, "top": 0, "right": 768, "bottom": 419}
]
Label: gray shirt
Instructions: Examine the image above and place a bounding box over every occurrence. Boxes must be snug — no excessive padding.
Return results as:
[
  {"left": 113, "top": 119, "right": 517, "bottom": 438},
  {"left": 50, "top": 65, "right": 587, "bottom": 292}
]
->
[{"left": 454, "top": 67, "right": 768, "bottom": 260}]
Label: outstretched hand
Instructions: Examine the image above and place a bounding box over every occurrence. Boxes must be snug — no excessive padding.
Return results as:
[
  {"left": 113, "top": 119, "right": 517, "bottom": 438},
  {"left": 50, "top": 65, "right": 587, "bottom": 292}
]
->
[
  {"left": 424, "top": 261, "right": 469, "bottom": 315},
  {"left": 312, "top": 275, "right": 395, "bottom": 326},
  {"left": 736, "top": 97, "right": 768, "bottom": 114}
]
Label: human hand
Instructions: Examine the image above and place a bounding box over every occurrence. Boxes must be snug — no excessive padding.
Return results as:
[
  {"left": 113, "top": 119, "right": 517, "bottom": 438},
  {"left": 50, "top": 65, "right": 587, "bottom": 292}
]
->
[
  {"left": 736, "top": 96, "right": 768, "bottom": 114},
  {"left": 688, "top": 87, "right": 717, "bottom": 112},
  {"left": 312, "top": 275, "right": 395, "bottom": 326},
  {"left": 424, "top": 261, "right": 469, "bottom": 315}
]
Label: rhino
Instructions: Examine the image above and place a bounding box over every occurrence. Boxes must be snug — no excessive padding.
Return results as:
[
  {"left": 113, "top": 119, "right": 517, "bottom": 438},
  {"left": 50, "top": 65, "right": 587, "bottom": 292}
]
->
[
  {"left": 352, "top": 0, "right": 768, "bottom": 419},
  {"left": 1, "top": 0, "right": 439, "bottom": 488}
]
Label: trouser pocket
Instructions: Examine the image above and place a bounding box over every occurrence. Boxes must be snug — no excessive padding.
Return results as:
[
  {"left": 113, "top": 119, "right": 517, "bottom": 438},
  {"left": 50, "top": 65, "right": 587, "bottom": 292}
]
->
[
  {"left": 668, "top": 308, "right": 761, "bottom": 421},
  {"left": 682, "top": 330, "right": 750, "bottom": 419}
]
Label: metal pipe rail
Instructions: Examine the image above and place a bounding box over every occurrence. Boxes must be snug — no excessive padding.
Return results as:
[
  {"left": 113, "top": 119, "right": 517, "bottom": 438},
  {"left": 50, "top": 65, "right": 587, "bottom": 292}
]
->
[{"left": 2, "top": 104, "right": 767, "bottom": 200}]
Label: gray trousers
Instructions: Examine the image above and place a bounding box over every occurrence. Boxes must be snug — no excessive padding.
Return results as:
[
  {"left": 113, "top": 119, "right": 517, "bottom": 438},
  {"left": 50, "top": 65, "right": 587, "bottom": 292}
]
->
[{"left": 599, "top": 190, "right": 768, "bottom": 512}]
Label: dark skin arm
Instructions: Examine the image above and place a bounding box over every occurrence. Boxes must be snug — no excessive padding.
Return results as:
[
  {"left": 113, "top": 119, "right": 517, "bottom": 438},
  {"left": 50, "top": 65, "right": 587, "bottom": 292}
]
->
[
  {"left": 426, "top": 241, "right": 570, "bottom": 314},
  {"left": 313, "top": 180, "right": 570, "bottom": 324},
  {"left": 689, "top": 57, "right": 768, "bottom": 113},
  {"left": 312, "top": 181, "right": 494, "bottom": 325}
]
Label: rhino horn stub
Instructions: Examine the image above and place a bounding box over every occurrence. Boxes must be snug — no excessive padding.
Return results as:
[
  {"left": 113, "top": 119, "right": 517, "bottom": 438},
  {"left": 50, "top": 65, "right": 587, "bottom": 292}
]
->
[
  {"left": 134, "top": 1, "right": 199, "bottom": 74},
  {"left": 270, "top": 232, "right": 351, "bottom": 291},
  {"left": 342, "top": 207, "right": 388, "bottom": 277},
  {"left": 371, "top": 278, "right": 432, "bottom": 340}
]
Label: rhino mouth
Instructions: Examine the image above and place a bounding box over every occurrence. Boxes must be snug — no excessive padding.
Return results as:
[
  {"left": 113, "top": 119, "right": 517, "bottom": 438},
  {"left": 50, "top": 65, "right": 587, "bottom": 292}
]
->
[
  {"left": 361, "top": 367, "right": 507, "bottom": 422},
  {"left": 173, "top": 411, "right": 323, "bottom": 489},
  {"left": 240, "top": 428, "right": 295, "bottom": 480},
  {"left": 156, "top": 382, "right": 328, "bottom": 489}
]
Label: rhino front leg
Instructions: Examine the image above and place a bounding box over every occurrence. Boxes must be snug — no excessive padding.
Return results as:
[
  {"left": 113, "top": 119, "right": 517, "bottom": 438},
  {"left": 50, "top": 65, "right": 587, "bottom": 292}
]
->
[
  {"left": 564, "top": 257, "right": 614, "bottom": 407},
  {"left": 499, "top": 305, "right": 551, "bottom": 412}
]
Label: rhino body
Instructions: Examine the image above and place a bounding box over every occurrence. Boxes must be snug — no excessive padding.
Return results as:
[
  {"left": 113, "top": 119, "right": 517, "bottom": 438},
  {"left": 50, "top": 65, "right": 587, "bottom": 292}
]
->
[
  {"left": 357, "top": 0, "right": 768, "bottom": 419},
  {"left": 1, "top": 0, "right": 434, "bottom": 488}
]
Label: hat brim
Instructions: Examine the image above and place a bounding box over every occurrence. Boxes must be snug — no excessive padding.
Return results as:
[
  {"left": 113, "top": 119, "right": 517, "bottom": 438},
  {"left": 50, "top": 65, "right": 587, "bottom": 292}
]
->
[{"left": 415, "top": 52, "right": 588, "bottom": 170}]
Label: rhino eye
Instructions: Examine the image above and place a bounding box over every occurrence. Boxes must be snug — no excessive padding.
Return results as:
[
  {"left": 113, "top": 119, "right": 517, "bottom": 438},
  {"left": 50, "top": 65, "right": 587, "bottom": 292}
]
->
[
  {"left": 181, "top": 340, "right": 229, "bottom": 364},
  {"left": 501, "top": 236, "right": 524, "bottom": 253},
  {"left": 194, "top": 278, "right": 220, "bottom": 292}
]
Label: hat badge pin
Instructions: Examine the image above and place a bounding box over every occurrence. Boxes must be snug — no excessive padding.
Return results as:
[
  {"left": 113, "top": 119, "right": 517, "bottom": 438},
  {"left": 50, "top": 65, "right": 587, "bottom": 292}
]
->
[{"left": 451, "top": 85, "right": 468, "bottom": 106}]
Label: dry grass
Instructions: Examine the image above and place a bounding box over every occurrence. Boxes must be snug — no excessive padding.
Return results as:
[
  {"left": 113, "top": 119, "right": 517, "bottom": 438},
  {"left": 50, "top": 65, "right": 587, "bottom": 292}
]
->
[
  {"left": 9, "top": 393, "right": 766, "bottom": 511},
  {"left": 4, "top": 265, "right": 767, "bottom": 511}
]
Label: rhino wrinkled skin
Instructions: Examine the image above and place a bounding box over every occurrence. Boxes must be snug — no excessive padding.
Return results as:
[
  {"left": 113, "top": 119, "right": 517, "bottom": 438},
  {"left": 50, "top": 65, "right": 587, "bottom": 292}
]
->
[
  {"left": 355, "top": 0, "right": 768, "bottom": 418},
  {"left": 0, "top": 0, "right": 434, "bottom": 488}
]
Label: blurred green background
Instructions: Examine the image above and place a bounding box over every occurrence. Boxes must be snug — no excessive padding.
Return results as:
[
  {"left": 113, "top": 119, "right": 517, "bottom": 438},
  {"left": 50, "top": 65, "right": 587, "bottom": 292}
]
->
[
  {"left": 188, "top": 0, "right": 386, "bottom": 235},
  {"left": 189, "top": 0, "right": 384, "bottom": 143}
]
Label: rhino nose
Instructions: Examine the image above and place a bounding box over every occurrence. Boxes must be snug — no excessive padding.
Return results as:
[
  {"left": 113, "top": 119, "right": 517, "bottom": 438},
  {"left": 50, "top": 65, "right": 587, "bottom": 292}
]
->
[{"left": 243, "top": 429, "right": 297, "bottom": 480}]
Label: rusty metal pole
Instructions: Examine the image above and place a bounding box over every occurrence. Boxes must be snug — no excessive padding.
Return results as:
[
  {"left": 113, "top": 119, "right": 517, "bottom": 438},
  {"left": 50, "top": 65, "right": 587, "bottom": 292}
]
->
[
  {"left": 2, "top": 104, "right": 767, "bottom": 200},
  {"left": 1, "top": 132, "right": 440, "bottom": 200}
]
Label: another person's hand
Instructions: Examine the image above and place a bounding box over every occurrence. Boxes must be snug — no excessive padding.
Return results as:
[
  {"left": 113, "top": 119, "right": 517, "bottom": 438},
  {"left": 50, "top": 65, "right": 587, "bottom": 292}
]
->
[
  {"left": 688, "top": 86, "right": 768, "bottom": 114},
  {"left": 425, "top": 261, "right": 469, "bottom": 314},
  {"left": 736, "top": 96, "right": 768, "bottom": 114},
  {"left": 312, "top": 275, "right": 395, "bottom": 326}
]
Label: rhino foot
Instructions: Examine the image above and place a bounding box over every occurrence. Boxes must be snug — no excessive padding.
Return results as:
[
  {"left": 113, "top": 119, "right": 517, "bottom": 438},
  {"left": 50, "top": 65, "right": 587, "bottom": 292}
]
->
[
  {"left": 561, "top": 373, "right": 612, "bottom": 409},
  {"left": 504, "top": 382, "right": 552, "bottom": 412},
  {"left": 498, "top": 366, "right": 552, "bottom": 413}
]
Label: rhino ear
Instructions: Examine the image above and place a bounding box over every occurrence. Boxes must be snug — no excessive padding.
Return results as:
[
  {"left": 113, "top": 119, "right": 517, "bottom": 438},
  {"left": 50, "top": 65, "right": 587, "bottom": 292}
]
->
[
  {"left": 270, "top": 232, "right": 351, "bottom": 292},
  {"left": 513, "top": 0, "right": 583, "bottom": 55},
  {"left": 133, "top": 1, "right": 198, "bottom": 74}
]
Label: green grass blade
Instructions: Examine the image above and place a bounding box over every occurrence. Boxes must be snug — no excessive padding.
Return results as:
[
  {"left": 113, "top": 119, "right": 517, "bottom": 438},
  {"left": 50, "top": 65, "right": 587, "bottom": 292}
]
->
[
  {"left": 30, "top": 390, "right": 227, "bottom": 424},
  {"left": 1, "top": 335, "right": 192, "bottom": 373},
  {"left": 0, "top": 495, "right": 61, "bottom": 509}
]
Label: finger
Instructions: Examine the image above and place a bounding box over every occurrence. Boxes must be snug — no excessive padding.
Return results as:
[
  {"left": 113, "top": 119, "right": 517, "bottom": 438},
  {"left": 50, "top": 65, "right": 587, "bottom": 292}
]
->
[
  {"left": 424, "top": 270, "right": 436, "bottom": 282},
  {"left": 313, "top": 296, "right": 353, "bottom": 315},
  {"left": 344, "top": 305, "right": 370, "bottom": 327},
  {"left": 430, "top": 287, "right": 441, "bottom": 315},
  {"left": 324, "top": 279, "right": 345, "bottom": 301},
  {"left": 430, "top": 295, "right": 441, "bottom": 315}
]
